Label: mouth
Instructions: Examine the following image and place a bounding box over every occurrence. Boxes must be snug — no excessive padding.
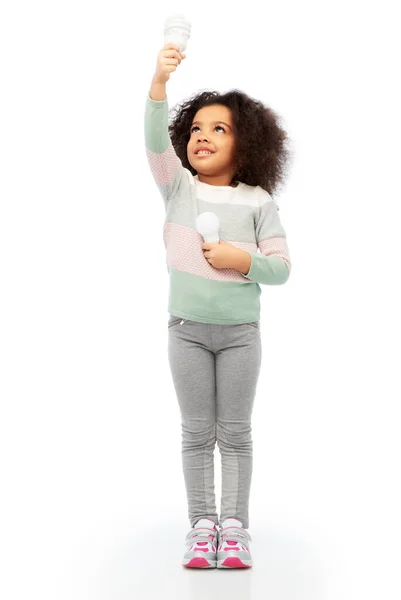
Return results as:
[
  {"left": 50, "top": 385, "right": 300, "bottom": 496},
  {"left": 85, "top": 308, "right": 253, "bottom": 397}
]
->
[{"left": 195, "top": 150, "right": 215, "bottom": 157}]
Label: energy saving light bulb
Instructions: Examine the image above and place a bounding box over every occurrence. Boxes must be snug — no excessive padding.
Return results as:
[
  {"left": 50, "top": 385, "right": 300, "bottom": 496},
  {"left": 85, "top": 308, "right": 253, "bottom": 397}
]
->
[
  {"left": 164, "top": 14, "right": 191, "bottom": 52},
  {"left": 196, "top": 212, "right": 220, "bottom": 243}
]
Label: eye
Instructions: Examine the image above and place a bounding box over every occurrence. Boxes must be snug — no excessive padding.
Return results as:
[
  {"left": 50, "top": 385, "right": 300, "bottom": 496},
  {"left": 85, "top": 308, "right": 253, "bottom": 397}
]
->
[{"left": 190, "top": 125, "right": 225, "bottom": 133}]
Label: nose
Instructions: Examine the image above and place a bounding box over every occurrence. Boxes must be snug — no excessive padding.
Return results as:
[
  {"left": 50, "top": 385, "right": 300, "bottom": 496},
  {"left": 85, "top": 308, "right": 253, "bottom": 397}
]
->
[{"left": 197, "top": 135, "right": 209, "bottom": 142}]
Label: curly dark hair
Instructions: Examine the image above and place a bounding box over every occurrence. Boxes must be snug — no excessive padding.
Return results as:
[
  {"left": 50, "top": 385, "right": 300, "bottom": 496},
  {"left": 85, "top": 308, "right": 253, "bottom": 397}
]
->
[{"left": 168, "top": 88, "right": 293, "bottom": 198}]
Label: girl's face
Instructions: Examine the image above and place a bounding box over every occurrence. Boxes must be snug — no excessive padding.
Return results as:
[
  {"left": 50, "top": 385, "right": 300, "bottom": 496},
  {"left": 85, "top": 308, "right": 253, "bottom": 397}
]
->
[{"left": 187, "top": 104, "right": 237, "bottom": 185}]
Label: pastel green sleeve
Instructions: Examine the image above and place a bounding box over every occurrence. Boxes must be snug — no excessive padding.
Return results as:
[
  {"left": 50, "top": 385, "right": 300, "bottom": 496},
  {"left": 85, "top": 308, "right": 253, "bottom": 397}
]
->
[
  {"left": 242, "top": 195, "right": 291, "bottom": 285},
  {"left": 242, "top": 253, "right": 290, "bottom": 285},
  {"left": 144, "top": 94, "right": 170, "bottom": 154}
]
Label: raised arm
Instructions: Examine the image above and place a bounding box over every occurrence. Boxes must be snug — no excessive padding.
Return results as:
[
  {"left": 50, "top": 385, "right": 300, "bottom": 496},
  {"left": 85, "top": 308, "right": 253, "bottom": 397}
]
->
[{"left": 144, "top": 44, "right": 187, "bottom": 209}]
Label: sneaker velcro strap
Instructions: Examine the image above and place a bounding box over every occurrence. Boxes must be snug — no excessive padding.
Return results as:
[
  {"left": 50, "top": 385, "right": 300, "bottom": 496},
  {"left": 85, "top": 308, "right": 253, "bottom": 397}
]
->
[
  {"left": 219, "top": 526, "right": 252, "bottom": 544},
  {"left": 186, "top": 527, "right": 217, "bottom": 544}
]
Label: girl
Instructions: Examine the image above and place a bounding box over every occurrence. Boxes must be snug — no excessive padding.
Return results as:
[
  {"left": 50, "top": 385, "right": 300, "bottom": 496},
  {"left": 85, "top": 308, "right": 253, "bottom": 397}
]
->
[{"left": 144, "top": 43, "right": 292, "bottom": 569}]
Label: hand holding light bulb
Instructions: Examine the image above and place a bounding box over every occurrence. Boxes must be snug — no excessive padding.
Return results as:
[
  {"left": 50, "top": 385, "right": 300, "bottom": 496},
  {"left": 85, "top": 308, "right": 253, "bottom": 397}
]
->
[{"left": 196, "top": 212, "right": 250, "bottom": 271}]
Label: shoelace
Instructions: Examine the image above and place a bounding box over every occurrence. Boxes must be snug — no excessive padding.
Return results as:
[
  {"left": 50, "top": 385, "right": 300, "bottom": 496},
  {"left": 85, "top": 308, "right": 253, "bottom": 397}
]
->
[
  {"left": 218, "top": 526, "right": 252, "bottom": 545},
  {"left": 186, "top": 526, "right": 217, "bottom": 545}
]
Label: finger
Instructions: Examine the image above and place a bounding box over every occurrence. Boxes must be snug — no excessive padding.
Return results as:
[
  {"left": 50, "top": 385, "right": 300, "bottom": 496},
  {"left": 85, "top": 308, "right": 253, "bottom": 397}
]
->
[
  {"left": 165, "top": 45, "right": 182, "bottom": 57},
  {"left": 163, "top": 53, "right": 181, "bottom": 62},
  {"left": 164, "top": 43, "right": 180, "bottom": 51},
  {"left": 164, "top": 53, "right": 182, "bottom": 65},
  {"left": 163, "top": 49, "right": 182, "bottom": 61},
  {"left": 165, "top": 58, "right": 180, "bottom": 66}
]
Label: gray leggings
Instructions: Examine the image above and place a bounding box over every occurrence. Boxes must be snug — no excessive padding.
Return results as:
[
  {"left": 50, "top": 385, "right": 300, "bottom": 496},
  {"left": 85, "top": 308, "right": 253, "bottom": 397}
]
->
[{"left": 167, "top": 315, "right": 262, "bottom": 529}]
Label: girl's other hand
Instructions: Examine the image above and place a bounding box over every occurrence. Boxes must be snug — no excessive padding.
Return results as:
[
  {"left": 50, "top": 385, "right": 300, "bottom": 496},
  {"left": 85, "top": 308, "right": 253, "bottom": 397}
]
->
[
  {"left": 153, "top": 43, "right": 186, "bottom": 84},
  {"left": 202, "top": 241, "right": 246, "bottom": 270}
]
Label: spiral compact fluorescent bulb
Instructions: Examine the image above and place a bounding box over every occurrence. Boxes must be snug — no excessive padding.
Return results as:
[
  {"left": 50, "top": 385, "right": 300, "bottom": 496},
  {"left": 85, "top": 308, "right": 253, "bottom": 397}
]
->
[
  {"left": 164, "top": 14, "right": 191, "bottom": 52},
  {"left": 196, "top": 212, "right": 220, "bottom": 243}
]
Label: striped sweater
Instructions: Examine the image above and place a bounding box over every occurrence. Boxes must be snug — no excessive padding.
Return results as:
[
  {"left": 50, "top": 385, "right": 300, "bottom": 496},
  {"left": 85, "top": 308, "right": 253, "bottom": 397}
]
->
[{"left": 144, "top": 93, "right": 291, "bottom": 324}]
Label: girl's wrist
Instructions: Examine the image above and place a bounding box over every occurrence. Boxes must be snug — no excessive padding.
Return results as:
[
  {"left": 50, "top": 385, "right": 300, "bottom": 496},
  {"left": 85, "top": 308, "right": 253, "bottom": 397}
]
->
[
  {"left": 231, "top": 249, "right": 252, "bottom": 274},
  {"left": 149, "top": 78, "right": 167, "bottom": 101}
]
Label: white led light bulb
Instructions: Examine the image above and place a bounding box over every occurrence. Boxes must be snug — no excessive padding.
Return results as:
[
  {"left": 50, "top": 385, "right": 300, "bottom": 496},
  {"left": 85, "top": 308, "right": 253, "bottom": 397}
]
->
[{"left": 196, "top": 212, "right": 220, "bottom": 243}]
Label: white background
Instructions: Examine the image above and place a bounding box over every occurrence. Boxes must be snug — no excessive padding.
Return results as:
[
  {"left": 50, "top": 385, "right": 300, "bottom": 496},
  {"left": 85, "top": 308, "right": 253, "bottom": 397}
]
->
[{"left": 1, "top": 1, "right": 400, "bottom": 598}]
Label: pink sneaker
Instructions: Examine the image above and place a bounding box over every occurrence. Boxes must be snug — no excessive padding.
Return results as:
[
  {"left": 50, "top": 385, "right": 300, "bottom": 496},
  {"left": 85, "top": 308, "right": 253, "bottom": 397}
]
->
[
  {"left": 217, "top": 518, "right": 252, "bottom": 568},
  {"left": 182, "top": 518, "right": 218, "bottom": 568}
]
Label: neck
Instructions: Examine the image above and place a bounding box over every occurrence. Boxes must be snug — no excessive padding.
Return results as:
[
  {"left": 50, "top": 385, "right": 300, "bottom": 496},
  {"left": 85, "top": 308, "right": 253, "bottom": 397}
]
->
[{"left": 197, "top": 174, "right": 238, "bottom": 187}]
